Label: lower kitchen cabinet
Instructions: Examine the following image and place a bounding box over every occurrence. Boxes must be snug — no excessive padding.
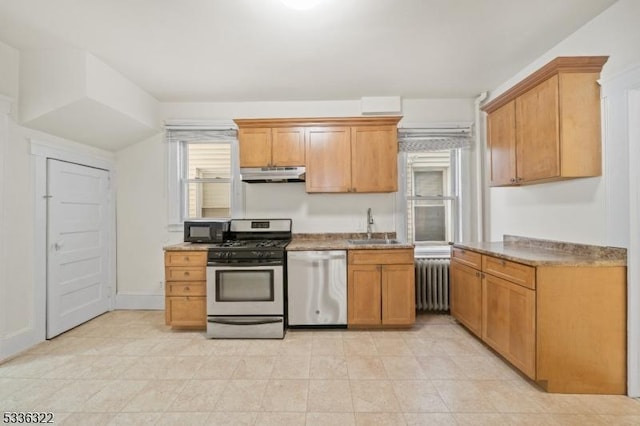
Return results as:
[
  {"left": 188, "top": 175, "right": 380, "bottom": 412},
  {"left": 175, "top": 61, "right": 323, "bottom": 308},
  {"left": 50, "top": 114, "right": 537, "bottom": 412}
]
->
[
  {"left": 347, "top": 249, "right": 415, "bottom": 327},
  {"left": 164, "top": 250, "right": 207, "bottom": 329},
  {"left": 482, "top": 273, "right": 536, "bottom": 379},
  {"left": 165, "top": 296, "right": 206, "bottom": 327},
  {"left": 450, "top": 246, "right": 626, "bottom": 394},
  {"left": 449, "top": 260, "right": 482, "bottom": 337}
]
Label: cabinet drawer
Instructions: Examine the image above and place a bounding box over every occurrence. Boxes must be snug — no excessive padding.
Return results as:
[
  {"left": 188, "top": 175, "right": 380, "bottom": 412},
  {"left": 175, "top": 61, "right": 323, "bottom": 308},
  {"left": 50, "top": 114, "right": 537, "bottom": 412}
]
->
[
  {"left": 451, "top": 247, "right": 482, "bottom": 269},
  {"left": 482, "top": 255, "right": 535, "bottom": 290},
  {"left": 165, "top": 266, "right": 206, "bottom": 281},
  {"left": 165, "top": 296, "right": 206, "bottom": 328},
  {"left": 166, "top": 281, "right": 205, "bottom": 296},
  {"left": 165, "top": 251, "right": 207, "bottom": 266},
  {"left": 349, "top": 249, "right": 414, "bottom": 265}
]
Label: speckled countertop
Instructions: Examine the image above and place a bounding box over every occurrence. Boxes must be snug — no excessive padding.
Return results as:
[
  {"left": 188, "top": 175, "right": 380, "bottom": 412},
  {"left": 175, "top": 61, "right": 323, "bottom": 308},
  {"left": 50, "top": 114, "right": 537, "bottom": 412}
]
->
[
  {"left": 454, "top": 235, "right": 626, "bottom": 267},
  {"left": 288, "top": 233, "right": 414, "bottom": 251},
  {"left": 163, "top": 242, "right": 214, "bottom": 251},
  {"left": 163, "top": 233, "right": 415, "bottom": 252}
]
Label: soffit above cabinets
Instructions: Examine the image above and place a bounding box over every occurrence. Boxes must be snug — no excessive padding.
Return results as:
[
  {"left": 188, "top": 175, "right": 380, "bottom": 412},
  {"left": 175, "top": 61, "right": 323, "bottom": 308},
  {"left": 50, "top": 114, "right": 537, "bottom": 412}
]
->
[{"left": 19, "top": 48, "right": 161, "bottom": 151}]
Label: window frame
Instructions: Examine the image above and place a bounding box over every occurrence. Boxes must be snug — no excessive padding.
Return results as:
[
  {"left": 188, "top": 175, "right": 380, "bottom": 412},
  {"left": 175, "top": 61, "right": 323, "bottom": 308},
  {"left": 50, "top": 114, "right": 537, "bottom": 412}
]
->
[
  {"left": 167, "top": 128, "right": 242, "bottom": 231},
  {"left": 397, "top": 149, "right": 461, "bottom": 255}
]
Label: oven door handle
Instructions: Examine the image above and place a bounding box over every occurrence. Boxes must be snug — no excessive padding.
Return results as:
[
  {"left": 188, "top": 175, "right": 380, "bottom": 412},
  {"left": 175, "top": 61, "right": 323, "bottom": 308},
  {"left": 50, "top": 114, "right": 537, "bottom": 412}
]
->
[
  {"left": 208, "top": 318, "right": 283, "bottom": 326},
  {"left": 207, "top": 261, "right": 283, "bottom": 267}
]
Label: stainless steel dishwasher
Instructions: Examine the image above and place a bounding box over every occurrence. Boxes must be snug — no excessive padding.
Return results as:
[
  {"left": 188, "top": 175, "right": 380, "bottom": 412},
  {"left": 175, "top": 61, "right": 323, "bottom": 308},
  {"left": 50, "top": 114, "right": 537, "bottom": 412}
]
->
[{"left": 287, "top": 250, "right": 347, "bottom": 326}]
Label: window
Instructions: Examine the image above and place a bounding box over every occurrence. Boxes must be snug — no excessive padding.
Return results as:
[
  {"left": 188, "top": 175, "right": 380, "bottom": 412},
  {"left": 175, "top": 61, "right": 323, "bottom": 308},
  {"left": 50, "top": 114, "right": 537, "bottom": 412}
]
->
[
  {"left": 166, "top": 125, "right": 240, "bottom": 229},
  {"left": 182, "top": 142, "right": 231, "bottom": 219},
  {"left": 404, "top": 150, "right": 459, "bottom": 245}
]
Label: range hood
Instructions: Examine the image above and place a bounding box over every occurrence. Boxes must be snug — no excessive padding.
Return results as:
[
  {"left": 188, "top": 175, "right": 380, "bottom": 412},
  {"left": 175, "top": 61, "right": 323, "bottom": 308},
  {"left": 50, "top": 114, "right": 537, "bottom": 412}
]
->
[{"left": 241, "top": 166, "right": 306, "bottom": 183}]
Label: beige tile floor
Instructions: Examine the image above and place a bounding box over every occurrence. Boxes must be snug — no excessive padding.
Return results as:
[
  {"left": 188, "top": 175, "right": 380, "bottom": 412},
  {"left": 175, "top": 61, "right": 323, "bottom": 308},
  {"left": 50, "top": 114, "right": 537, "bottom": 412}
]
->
[{"left": 1, "top": 310, "right": 640, "bottom": 425}]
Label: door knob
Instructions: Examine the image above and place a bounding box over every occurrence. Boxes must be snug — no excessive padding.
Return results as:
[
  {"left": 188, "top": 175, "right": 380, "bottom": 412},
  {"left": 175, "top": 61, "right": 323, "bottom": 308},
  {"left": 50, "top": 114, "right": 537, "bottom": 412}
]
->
[{"left": 53, "top": 241, "right": 64, "bottom": 251}]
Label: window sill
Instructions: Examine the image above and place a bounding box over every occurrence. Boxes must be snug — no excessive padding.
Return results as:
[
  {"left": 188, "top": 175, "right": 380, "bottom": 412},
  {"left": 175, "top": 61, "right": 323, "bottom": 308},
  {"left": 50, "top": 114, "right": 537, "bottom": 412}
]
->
[{"left": 414, "top": 245, "right": 451, "bottom": 258}]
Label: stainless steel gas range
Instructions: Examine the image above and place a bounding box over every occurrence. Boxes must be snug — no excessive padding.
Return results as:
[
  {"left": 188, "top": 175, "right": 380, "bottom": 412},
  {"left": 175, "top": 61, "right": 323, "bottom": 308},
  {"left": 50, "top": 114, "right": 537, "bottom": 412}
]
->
[{"left": 206, "top": 219, "right": 291, "bottom": 339}]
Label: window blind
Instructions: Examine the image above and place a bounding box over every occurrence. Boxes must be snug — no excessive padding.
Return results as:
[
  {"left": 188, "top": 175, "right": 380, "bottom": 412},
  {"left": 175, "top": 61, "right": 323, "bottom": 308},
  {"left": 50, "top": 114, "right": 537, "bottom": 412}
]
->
[{"left": 398, "top": 126, "right": 472, "bottom": 152}]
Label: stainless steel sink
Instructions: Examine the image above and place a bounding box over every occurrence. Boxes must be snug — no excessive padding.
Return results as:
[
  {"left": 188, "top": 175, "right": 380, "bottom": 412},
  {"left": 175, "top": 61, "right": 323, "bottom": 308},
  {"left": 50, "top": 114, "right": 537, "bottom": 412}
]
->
[{"left": 348, "top": 239, "right": 401, "bottom": 245}]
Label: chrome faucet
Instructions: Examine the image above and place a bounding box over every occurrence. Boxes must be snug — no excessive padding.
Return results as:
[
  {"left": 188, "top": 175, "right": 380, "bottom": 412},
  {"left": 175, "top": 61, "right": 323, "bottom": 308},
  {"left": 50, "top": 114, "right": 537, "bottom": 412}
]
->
[{"left": 366, "top": 208, "right": 374, "bottom": 240}]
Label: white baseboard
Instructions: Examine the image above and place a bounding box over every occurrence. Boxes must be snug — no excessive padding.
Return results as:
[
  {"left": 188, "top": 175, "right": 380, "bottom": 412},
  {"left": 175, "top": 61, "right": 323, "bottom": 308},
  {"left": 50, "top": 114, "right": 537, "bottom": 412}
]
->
[
  {"left": 0, "top": 326, "right": 44, "bottom": 362},
  {"left": 115, "top": 293, "right": 164, "bottom": 310}
]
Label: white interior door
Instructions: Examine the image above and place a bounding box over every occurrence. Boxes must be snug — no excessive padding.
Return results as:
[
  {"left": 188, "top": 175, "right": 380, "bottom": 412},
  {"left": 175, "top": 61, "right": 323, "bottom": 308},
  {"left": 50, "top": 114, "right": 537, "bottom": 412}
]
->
[{"left": 47, "top": 159, "right": 110, "bottom": 338}]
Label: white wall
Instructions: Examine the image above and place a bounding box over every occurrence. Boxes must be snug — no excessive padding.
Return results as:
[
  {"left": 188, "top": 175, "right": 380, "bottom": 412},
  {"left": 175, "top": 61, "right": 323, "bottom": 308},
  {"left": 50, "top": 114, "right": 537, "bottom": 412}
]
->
[
  {"left": 0, "top": 42, "right": 118, "bottom": 360},
  {"left": 0, "top": 41, "right": 19, "bottom": 103},
  {"left": 115, "top": 98, "right": 474, "bottom": 303},
  {"left": 486, "top": 0, "right": 640, "bottom": 244},
  {"left": 0, "top": 112, "right": 114, "bottom": 361}
]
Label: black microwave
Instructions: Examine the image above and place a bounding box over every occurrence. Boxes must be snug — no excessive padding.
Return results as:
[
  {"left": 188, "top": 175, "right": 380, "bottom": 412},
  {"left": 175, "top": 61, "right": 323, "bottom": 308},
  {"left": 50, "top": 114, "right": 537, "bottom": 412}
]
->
[{"left": 184, "top": 221, "right": 229, "bottom": 243}]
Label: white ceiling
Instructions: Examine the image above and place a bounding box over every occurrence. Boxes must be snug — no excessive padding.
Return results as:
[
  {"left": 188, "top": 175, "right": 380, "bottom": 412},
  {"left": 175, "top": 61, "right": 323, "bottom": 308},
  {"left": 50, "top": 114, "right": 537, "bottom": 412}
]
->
[{"left": 0, "top": 0, "right": 617, "bottom": 103}]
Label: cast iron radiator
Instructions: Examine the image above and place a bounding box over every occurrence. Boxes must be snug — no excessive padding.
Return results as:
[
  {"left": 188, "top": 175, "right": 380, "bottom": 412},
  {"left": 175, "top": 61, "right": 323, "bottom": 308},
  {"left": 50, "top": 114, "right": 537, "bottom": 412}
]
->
[{"left": 415, "top": 258, "right": 450, "bottom": 311}]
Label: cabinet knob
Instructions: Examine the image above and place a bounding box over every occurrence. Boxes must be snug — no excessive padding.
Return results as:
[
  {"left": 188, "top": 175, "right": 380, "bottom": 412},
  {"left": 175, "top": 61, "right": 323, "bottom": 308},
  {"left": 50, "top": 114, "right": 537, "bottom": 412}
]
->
[
  {"left": 510, "top": 178, "right": 516, "bottom": 183},
  {"left": 185, "top": 286, "right": 190, "bottom": 291},
  {"left": 184, "top": 271, "right": 190, "bottom": 276},
  {"left": 475, "top": 271, "right": 480, "bottom": 277},
  {"left": 184, "top": 256, "right": 189, "bottom": 261}
]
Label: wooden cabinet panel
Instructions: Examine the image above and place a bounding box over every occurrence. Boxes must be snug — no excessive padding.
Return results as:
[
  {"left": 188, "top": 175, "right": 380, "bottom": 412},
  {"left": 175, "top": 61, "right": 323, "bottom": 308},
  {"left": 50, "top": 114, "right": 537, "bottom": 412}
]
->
[
  {"left": 164, "top": 251, "right": 207, "bottom": 267},
  {"left": 381, "top": 264, "right": 415, "bottom": 325},
  {"left": 536, "top": 266, "right": 626, "bottom": 394},
  {"left": 271, "top": 127, "right": 305, "bottom": 166},
  {"left": 558, "top": 73, "right": 602, "bottom": 177},
  {"left": 487, "top": 100, "right": 517, "bottom": 186},
  {"left": 449, "top": 259, "right": 482, "bottom": 337},
  {"left": 239, "top": 128, "right": 272, "bottom": 167},
  {"left": 349, "top": 249, "right": 414, "bottom": 265},
  {"left": 166, "top": 282, "right": 205, "bottom": 297},
  {"left": 350, "top": 125, "right": 397, "bottom": 192},
  {"left": 516, "top": 75, "right": 560, "bottom": 182},
  {"left": 165, "top": 296, "right": 206, "bottom": 327},
  {"left": 451, "top": 247, "right": 482, "bottom": 269},
  {"left": 305, "top": 127, "right": 352, "bottom": 193},
  {"left": 482, "top": 255, "right": 535, "bottom": 290},
  {"left": 482, "top": 273, "right": 536, "bottom": 379},
  {"left": 348, "top": 264, "right": 382, "bottom": 325},
  {"left": 164, "top": 266, "right": 206, "bottom": 281},
  {"left": 239, "top": 127, "right": 305, "bottom": 167}
]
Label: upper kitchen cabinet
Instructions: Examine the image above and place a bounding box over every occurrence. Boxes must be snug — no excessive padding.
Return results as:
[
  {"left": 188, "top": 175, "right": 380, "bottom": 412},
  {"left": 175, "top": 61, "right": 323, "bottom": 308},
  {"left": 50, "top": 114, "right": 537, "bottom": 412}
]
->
[
  {"left": 235, "top": 123, "right": 305, "bottom": 167},
  {"left": 304, "top": 116, "right": 401, "bottom": 193},
  {"left": 482, "top": 56, "right": 608, "bottom": 186},
  {"left": 486, "top": 100, "right": 516, "bottom": 186},
  {"left": 305, "top": 126, "right": 352, "bottom": 192},
  {"left": 350, "top": 125, "right": 398, "bottom": 192},
  {"left": 234, "top": 116, "right": 402, "bottom": 193}
]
